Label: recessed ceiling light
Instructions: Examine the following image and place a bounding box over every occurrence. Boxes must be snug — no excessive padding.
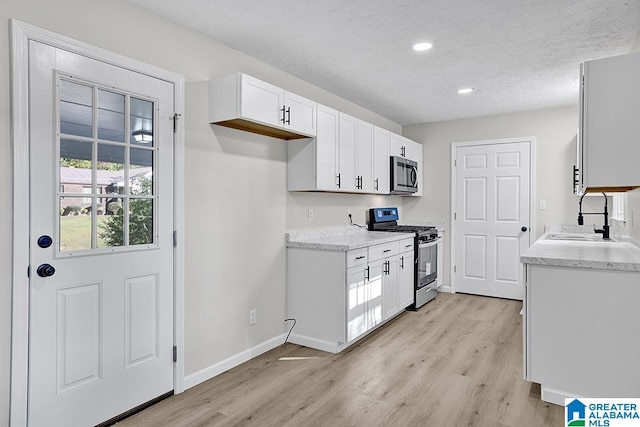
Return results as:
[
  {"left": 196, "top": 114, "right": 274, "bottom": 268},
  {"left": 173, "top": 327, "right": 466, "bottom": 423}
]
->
[
  {"left": 457, "top": 88, "right": 474, "bottom": 94},
  {"left": 412, "top": 42, "right": 433, "bottom": 51}
]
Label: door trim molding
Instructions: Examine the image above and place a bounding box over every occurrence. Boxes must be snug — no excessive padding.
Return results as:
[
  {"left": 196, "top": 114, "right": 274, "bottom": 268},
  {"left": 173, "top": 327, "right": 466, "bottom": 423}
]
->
[
  {"left": 10, "top": 19, "right": 186, "bottom": 425},
  {"left": 449, "top": 137, "right": 537, "bottom": 295}
]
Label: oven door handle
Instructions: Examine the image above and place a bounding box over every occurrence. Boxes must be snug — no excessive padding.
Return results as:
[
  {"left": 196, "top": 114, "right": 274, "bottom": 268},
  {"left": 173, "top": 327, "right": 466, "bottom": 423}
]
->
[{"left": 419, "top": 240, "right": 439, "bottom": 248}]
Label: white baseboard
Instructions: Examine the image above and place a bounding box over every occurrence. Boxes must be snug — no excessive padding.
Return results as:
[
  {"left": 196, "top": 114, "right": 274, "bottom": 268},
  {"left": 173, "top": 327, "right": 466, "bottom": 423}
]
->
[
  {"left": 541, "top": 386, "right": 580, "bottom": 406},
  {"left": 183, "top": 333, "right": 286, "bottom": 391},
  {"left": 288, "top": 333, "right": 341, "bottom": 354},
  {"left": 438, "top": 285, "right": 452, "bottom": 293}
]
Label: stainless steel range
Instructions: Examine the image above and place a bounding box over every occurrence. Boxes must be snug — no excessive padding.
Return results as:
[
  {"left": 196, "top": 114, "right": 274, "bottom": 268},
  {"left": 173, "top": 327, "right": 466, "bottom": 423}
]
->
[{"left": 368, "top": 207, "right": 438, "bottom": 309}]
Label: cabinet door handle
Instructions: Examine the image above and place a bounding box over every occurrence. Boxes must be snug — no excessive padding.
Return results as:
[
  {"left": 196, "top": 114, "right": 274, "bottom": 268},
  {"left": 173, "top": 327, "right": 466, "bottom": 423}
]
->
[
  {"left": 281, "top": 105, "right": 286, "bottom": 123},
  {"left": 383, "top": 249, "right": 392, "bottom": 253},
  {"left": 365, "top": 266, "right": 370, "bottom": 281},
  {"left": 337, "top": 173, "right": 341, "bottom": 188},
  {"left": 375, "top": 178, "right": 379, "bottom": 191},
  {"left": 355, "top": 255, "right": 365, "bottom": 260},
  {"left": 400, "top": 256, "right": 404, "bottom": 269},
  {"left": 401, "top": 146, "right": 405, "bottom": 157},
  {"left": 404, "top": 244, "right": 413, "bottom": 249},
  {"left": 285, "top": 106, "right": 291, "bottom": 125}
]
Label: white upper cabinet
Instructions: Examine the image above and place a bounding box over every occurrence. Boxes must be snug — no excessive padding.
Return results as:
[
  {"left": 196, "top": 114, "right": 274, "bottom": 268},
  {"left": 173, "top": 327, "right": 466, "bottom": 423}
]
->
[
  {"left": 579, "top": 51, "right": 640, "bottom": 192},
  {"left": 338, "top": 113, "right": 377, "bottom": 193},
  {"left": 283, "top": 91, "right": 317, "bottom": 136},
  {"left": 239, "top": 74, "right": 284, "bottom": 129},
  {"left": 390, "top": 132, "right": 413, "bottom": 159},
  {"left": 210, "top": 73, "right": 316, "bottom": 140},
  {"left": 356, "top": 120, "right": 374, "bottom": 193},
  {"left": 338, "top": 113, "right": 358, "bottom": 192},
  {"left": 315, "top": 105, "right": 340, "bottom": 190},
  {"left": 287, "top": 104, "right": 338, "bottom": 191},
  {"left": 373, "top": 127, "right": 390, "bottom": 194}
]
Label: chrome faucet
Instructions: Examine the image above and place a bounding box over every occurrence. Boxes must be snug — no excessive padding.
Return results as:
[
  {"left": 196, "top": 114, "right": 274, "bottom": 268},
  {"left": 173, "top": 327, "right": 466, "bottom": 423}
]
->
[{"left": 577, "top": 192, "right": 610, "bottom": 239}]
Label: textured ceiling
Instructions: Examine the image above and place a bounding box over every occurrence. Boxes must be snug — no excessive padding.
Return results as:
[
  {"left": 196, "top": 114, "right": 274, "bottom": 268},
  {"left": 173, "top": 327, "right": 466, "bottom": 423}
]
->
[{"left": 129, "top": 0, "right": 640, "bottom": 125}]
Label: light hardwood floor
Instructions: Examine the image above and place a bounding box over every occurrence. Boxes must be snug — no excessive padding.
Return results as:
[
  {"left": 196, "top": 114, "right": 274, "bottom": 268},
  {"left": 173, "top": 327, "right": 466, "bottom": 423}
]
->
[{"left": 117, "top": 292, "right": 562, "bottom": 426}]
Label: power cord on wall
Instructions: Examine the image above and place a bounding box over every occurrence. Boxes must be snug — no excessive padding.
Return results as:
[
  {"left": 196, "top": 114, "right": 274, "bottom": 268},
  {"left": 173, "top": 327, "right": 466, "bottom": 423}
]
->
[
  {"left": 348, "top": 213, "right": 367, "bottom": 229},
  {"left": 284, "top": 318, "right": 296, "bottom": 345}
]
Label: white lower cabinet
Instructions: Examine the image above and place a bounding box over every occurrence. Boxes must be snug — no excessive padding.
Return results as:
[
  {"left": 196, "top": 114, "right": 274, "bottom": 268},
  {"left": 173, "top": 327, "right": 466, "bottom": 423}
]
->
[
  {"left": 287, "top": 237, "right": 414, "bottom": 353},
  {"left": 379, "top": 256, "right": 399, "bottom": 321},
  {"left": 397, "top": 245, "right": 415, "bottom": 307},
  {"left": 346, "top": 263, "right": 381, "bottom": 341},
  {"left": 378, "top": 238, "right": 415, "bottom": 321},
  {"left": 523, "top": 263, "right": 640, "bottom": 404}
]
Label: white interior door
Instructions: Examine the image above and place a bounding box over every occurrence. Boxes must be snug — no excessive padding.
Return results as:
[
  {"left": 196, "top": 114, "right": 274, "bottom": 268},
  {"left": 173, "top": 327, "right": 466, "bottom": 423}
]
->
[
  {"left": 28, "top": 40, "right": 175, "bottom": 427},
  {"left": 454, "top": 141, "right": 531, "bottom": 300}
]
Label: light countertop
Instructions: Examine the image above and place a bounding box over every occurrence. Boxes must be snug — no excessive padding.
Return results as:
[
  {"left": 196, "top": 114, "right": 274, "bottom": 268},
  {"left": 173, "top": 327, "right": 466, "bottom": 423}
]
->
[
  {"left": 286, "top": 226, "right": 415, "bottom": 251},
  {"left": 521, "top": 226, "right": 640, "bottom": 271}
]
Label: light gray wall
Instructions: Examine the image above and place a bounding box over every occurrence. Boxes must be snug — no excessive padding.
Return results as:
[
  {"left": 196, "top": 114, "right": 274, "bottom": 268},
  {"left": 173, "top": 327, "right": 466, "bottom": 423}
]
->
[
  {"left": 402, "top": 105, "right": 582, "bottom": 287},
  {"left": 0, "top": 0, "right": 401, "bottom": 421}
]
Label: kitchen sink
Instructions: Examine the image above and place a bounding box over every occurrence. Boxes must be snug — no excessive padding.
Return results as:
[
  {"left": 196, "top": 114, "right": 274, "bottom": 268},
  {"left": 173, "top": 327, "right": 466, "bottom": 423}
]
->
[{"left": 545, "top": 233, "right": 614, "bottom": 242}]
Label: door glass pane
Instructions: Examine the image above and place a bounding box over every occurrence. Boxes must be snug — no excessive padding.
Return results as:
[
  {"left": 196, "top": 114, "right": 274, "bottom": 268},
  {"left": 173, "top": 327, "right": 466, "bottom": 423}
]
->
[
  {"left": 129, "top": 198, "right": 153, "bottom": 245},
  {"left": 60, "top": 139, "right": 93, "bottom": 179},
  {"left": 131, "top": 98, "right": 154, "bottom": 147},
  {"left": 98, "top": 196, "right": 124, "bottom": 248},
  {"left": 98, "top": 89, "right": 125, "bottom": 142},
  {"left": 97, "top": 143, "right": 125, "bottom": 170},
  {"left": 59, "top": 80, "right": 93, "bottom": 138},
  {"left": 60, "top": 196, "right": 93, "bottom": 251},
  {"left": 130, "top": 148, "right": 153, "bottom": 196}
]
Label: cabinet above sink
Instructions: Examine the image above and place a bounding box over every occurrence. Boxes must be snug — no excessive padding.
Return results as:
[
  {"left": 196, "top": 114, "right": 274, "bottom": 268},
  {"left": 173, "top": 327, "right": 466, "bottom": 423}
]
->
[{"left": 576, "top": 51, "right": 640, "bottom": 194}]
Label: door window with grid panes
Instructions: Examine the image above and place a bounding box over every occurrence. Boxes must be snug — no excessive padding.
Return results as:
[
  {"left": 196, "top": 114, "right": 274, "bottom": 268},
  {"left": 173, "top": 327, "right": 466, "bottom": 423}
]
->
[{"left": 58, "top": 77, "right": 157, "bottom": 253}]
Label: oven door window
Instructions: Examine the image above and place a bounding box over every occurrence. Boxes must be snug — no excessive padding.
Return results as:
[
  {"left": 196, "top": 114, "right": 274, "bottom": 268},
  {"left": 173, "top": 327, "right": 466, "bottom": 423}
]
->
[{"left": 418, "top": 243, "right": 437, "bottom": 287}]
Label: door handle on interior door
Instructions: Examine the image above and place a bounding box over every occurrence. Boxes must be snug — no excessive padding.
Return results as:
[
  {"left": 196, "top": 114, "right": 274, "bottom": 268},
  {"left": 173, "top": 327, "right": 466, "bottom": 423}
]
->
[
  {"left": 37, "top": 263, "right": 55, "bottom": 277},
  {"left": 521, "top": 226, "right": 528, "bottom": 232}
]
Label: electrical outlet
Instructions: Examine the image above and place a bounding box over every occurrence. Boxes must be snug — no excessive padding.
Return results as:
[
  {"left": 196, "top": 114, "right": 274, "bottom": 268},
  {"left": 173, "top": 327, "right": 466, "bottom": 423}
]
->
[
  {"left": 539, "top": 200, "right": 547, "bottom": 210},
  {"left": 249, "top": 309, "right": 256, "bottom": 325},
  {"left": 308, "top": 208, "right": 313, "bottom": 221}
]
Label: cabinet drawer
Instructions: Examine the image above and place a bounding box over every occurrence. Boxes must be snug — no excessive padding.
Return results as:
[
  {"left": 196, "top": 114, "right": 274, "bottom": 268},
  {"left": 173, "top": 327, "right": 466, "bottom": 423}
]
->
[
  {"left": 369, "top": 241, "right": 399, "bottom": 261},
  {"left": 346, "top": 248, "right": 368, "bottom": 268},
  {"left": 399, "top": 238, "right": 415, "bottom": 253}
]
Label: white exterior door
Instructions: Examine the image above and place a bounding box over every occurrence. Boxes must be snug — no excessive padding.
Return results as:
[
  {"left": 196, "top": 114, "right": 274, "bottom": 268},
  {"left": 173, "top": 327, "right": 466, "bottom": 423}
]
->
[
  {"left": 453, "top": 140, "right": 531, "bottom": 300},
  {"left": 28, "top": 41, "right": 175, "bottom": 426}
]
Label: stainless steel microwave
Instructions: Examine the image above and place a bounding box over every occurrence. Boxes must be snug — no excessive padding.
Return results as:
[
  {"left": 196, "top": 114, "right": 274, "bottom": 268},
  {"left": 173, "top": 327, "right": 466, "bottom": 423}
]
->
[{"left": 390, "top": 156, "right": 418, "bottom": 194}]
